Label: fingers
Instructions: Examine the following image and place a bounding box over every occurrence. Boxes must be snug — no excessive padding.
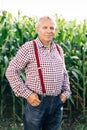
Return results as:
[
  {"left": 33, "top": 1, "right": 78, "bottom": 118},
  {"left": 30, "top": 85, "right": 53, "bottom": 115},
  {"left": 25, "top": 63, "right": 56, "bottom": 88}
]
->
[
  {"left": 60, "top": 94, "right": 67, "bottom": 103},
  {"left": 27, "top": 92, "right": 41, "bottom": 106}
]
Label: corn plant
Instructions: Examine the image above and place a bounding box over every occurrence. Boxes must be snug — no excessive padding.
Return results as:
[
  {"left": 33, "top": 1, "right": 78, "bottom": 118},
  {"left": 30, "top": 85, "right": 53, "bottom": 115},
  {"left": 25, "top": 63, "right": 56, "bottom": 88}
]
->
[
  {"left": 0, "top": 11, "right": 37, "bottom": 120},
  {"left": 0, "top": 11, "right": 87, "bottom": 122},
  {"left": 55, "top": 15, "right": 87, "bottom": 116}
]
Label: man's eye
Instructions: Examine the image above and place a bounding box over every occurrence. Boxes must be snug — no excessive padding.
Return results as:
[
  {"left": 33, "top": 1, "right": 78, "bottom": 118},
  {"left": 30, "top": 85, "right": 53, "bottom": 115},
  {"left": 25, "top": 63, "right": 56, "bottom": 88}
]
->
[
  {"left": 50, "top": 27, "right": 54, "bottom": 30},
  {"left": 43, "top": 27, "right": 47, "bottom": 29}
]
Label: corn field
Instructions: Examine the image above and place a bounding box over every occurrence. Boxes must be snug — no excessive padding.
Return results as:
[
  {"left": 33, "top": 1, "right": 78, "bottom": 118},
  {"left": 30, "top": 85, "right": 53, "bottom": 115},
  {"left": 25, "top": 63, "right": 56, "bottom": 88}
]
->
[{"left": 0, "top": 11, "right": 87, "bottom": 122}]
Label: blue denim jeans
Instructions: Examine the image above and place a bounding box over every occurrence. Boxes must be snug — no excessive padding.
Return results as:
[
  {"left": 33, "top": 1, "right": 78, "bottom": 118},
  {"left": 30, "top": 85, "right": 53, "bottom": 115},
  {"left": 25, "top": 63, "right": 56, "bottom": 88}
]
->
[{"left": 23, "top": 94, "right": 63, "bottom": 130}]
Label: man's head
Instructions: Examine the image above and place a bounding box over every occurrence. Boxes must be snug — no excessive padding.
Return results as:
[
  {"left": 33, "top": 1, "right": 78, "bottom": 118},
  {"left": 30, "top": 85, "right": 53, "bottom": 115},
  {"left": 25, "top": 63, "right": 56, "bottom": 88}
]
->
[{"left": 36, "top": 16, "right": 56, "bottom": 46}]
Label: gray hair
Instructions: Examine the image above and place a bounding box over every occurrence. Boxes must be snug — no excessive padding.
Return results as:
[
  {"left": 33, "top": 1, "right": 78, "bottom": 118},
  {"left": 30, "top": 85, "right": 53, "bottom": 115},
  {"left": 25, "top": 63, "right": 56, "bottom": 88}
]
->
[{"left": 36, "top": 16, "right": 56, "bottom": 28}]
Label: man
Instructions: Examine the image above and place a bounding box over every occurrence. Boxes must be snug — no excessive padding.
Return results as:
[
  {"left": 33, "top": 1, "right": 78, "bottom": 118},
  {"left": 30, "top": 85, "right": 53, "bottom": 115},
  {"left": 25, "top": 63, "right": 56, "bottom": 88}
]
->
[{"left": 6, "top": 16, "right": 71, "bottom": 130}]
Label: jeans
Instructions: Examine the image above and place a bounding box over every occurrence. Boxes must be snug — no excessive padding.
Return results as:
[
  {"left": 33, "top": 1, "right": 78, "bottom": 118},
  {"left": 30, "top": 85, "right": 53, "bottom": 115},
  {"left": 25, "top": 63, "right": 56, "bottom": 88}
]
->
[{"left": 23, "top": 94, "right": 63, "bottom": 130}]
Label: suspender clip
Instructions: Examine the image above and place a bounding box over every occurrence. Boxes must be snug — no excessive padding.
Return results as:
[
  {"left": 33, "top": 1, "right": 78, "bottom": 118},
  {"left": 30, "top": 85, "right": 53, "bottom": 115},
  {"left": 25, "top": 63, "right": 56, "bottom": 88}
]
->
[{"left": 38, "top": 67, "right": 41, "bottom": 70}]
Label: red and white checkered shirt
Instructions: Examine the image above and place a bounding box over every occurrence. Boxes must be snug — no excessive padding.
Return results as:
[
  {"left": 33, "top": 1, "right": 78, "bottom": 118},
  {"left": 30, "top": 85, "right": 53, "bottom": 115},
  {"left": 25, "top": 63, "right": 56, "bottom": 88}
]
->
[{"left": 6, "top": 38, "right": 71, "bottom": 99}]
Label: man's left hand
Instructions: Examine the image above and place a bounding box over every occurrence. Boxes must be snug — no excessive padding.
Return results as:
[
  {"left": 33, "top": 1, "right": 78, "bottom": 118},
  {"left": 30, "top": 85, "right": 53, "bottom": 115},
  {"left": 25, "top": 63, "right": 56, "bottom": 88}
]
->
[{"left": 60, "top": 94, "right": 67, "bottom": 103}]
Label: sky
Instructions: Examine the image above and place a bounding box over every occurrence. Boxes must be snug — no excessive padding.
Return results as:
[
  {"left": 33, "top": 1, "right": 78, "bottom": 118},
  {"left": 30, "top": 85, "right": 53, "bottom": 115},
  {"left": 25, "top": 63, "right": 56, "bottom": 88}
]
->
[{"left": 0, "top": 0, "right": 87, "bottom": 22}]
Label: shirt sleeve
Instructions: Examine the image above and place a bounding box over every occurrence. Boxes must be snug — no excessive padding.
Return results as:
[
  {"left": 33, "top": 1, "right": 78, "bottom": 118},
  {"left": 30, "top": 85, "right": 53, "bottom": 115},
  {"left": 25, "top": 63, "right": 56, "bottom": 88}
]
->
[
  {"left": 59, "top": 45, "right": 72, "bottom": 98},
  {"left": 5, "top": 42, "right": 32, "bottom": 99}
]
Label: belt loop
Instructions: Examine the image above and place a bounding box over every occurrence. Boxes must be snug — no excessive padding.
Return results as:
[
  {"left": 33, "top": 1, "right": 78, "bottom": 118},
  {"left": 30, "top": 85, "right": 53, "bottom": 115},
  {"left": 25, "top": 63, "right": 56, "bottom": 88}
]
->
[{"left": 43, "top": 93, "right": 46, "bottom": 97}]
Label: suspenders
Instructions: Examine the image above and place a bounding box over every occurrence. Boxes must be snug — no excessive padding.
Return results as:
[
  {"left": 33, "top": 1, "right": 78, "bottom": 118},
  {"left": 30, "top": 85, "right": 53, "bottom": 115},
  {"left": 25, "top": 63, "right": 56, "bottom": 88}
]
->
[
  {"left": 33, "top": 40, "right": 60, "bottom": 95},
  {"left": 33, "top": 41, "right": 46, "bottom": 94},
  {"left": 56, "top": 44, "right": 60, "bottom": 55}
]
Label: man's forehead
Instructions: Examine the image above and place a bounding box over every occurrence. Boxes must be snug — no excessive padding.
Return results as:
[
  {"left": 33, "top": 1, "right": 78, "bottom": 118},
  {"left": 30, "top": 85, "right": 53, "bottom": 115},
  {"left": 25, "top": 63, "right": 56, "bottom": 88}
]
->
[{"left": 37, "top": 16, "right": 56, "bottom": 28}]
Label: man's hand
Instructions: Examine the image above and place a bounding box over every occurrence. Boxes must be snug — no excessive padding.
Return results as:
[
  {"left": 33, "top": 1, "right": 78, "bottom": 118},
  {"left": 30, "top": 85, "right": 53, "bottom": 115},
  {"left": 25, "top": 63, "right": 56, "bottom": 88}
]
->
[
  {"left": 60, "top": 94, "right": 67, "bottom": 103},
  {"left": 27, "top": 92, "right": 41, "bottom": 106}
]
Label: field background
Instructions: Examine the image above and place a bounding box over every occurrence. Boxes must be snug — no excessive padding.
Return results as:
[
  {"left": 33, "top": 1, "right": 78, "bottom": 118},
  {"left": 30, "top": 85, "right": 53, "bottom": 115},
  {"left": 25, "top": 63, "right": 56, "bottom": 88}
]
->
[{"left": 0, "top": 11, "right": 87, "bottom": 130}]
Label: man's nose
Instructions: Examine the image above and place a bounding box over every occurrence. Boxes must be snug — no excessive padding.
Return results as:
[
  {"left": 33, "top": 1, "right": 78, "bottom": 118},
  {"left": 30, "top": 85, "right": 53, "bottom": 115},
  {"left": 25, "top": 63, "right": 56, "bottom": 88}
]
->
[{"left": 47, "top": 28, "right": 52, "bottom": 32}]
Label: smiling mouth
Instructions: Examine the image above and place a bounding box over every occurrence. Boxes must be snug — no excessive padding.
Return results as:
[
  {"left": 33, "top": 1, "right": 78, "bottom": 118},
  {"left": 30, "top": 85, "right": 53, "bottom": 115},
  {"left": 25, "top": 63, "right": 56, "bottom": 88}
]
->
[{"left": 45, "top": 35, "right": 52, "bottom": 37}]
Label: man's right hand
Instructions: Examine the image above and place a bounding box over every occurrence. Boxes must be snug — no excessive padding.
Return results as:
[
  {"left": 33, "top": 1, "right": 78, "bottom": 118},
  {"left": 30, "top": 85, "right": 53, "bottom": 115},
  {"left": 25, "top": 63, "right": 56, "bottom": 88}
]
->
[{"left": 27, "top": 92, "right": 41, "bottom": 106}]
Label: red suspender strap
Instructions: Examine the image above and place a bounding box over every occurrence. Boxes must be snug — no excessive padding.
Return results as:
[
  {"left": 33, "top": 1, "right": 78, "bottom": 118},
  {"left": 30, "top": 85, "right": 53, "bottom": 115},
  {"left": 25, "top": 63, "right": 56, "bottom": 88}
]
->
[
  {"left": 33, "top": 41, "right": 46, "bottom": 94},
  {"left": 56, "top": 44, "right": 60, "bottom": 55},
  {"left": 33, "top": 41, "right": 60, "bottom": 95}
]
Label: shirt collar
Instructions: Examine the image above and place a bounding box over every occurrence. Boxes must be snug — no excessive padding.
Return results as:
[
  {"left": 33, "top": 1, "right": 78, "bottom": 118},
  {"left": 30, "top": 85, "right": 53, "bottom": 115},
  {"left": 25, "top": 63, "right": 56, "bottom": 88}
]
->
[{"left": 35, "top": 37, "right": 56, "bottom": 50}]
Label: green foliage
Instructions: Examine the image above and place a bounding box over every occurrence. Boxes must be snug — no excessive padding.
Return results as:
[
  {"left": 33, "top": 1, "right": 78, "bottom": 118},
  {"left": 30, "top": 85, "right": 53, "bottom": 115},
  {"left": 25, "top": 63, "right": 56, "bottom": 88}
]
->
[
  {"left": 0, "top": 11, "right": 37, "bottom": 119},
  {"left": 0, "top": 118, "right": 24, "bottom": 130},
  {"left": 54, "top": 15, "right": 87, "bottom": 116},
  {"left": 0, "top": 11, "right": 87, "bottom": 121}
]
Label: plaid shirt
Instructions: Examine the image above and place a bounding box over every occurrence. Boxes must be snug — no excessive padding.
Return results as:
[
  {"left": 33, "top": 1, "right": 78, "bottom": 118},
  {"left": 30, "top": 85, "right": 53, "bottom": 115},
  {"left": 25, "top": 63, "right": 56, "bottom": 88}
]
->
[{"left": 6, "top": 38, "right": 71, "bottom": 99}]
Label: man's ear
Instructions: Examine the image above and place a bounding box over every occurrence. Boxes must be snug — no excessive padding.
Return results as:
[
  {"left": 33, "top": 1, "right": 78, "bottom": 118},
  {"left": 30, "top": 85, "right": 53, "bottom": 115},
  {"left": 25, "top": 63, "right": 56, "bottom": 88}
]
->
[
  {"left": 55, "top": 28, "right": 57, "bottom": 33},
  {"left": 54, "top": 27, "right": 58, "bottom": 35}
]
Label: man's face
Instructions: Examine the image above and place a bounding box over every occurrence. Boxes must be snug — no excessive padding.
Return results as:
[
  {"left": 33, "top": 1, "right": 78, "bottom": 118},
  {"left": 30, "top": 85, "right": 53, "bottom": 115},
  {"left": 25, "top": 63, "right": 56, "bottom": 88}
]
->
[{"left": 36, "top": 18, "right": 56, "bottom": 44}]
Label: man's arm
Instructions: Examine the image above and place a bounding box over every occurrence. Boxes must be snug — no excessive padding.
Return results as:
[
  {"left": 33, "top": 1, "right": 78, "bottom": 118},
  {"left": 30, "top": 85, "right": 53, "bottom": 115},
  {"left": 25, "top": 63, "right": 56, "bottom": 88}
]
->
[
  {"left": 5, "top": 43, "right": 32, "bottom": 99},
  {"left": 58, "top": 45, "right": 71, "bottom": 101}
]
